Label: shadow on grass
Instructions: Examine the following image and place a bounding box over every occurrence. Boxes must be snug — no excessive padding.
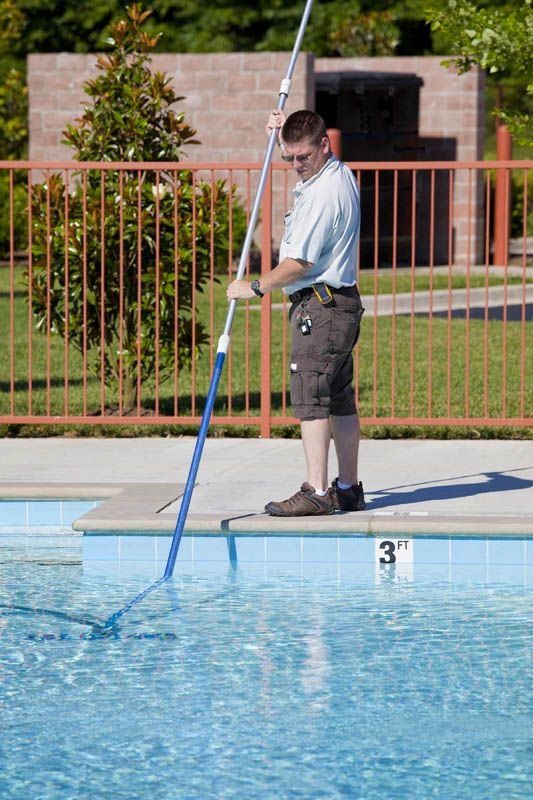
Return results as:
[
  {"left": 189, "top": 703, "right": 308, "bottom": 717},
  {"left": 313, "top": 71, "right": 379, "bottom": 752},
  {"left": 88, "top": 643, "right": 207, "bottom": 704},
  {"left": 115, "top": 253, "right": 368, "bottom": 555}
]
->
[
  {"left": 0, "top": 389, "right": 289, "bottom": 422},
  {"left": 367, "top": 467, "right": 533, "bottom": 509},
  {"left": 157, "top": 391, "right": 287, "bottom": 416},
  {"left": 0, "top": 377, "right": 87, "bottom": 392}
]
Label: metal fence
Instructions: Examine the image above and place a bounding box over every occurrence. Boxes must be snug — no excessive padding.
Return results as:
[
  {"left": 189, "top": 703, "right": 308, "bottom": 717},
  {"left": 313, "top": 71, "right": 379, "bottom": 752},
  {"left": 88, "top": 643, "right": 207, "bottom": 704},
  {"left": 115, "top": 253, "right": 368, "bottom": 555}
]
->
[{"left": 0, "top": 159, "right": 531, "bottom": 433}]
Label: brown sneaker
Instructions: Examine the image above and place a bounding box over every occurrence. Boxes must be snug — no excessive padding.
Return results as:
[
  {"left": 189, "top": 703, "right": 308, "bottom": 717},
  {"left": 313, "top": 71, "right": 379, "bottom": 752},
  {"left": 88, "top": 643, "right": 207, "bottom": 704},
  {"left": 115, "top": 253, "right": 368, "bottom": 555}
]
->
[
  {"left": 265, "top": 483, "right": 335, "bottom": 517},
  {"left": 330, "top": 479, "right": 366, "bottom": 511}
]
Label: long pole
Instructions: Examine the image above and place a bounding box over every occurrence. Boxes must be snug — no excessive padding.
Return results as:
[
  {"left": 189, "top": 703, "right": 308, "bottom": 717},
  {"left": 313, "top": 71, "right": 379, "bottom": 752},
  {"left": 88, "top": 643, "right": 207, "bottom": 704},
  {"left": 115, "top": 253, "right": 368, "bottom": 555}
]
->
[{"left": 164, "top": 0, "right": 315, "bottom": 578}]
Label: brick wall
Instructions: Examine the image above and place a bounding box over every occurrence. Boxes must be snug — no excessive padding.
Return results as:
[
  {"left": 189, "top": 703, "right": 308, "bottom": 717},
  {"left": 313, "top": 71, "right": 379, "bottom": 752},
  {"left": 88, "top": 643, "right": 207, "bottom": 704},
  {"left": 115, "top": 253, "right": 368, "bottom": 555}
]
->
[
  {"left": 28, "top": 53, "right": 484, "bottom": 265},
  {"left": 28, "top": 52, "right": 314, "bottom": 163}
]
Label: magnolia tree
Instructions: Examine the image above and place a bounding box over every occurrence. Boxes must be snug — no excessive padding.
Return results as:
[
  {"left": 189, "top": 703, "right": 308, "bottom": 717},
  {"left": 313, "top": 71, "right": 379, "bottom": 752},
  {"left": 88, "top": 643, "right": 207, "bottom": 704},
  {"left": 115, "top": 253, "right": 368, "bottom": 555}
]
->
[
  {"left": 28, "top": 4, "right": 245, "bottom": 412},
  {"left": 426, "top": 0, "right": 533, "bottom": 146},
  {"left": 0, "top": 0, "right": 28, "bottom": 256}
]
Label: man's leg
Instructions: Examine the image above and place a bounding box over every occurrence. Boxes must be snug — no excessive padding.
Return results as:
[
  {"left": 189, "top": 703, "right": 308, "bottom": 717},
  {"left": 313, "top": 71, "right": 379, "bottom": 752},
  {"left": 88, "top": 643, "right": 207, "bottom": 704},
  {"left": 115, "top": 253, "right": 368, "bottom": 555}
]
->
[
  {"left": 330, "top": 413, "right": 360, "bottom": 486},
  {"left": 264, "top": 417, "right": 334, "bottom": 516},
  {"left": 300, "top": 417, "right": 332, "bottom": 491}
]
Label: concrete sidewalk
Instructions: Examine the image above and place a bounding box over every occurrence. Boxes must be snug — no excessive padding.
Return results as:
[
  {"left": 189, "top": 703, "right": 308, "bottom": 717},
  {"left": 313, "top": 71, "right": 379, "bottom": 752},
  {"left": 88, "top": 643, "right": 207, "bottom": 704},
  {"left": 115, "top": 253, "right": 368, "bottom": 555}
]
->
[{"left": 0, "top": 437, "right": 532, "bottom": 536}]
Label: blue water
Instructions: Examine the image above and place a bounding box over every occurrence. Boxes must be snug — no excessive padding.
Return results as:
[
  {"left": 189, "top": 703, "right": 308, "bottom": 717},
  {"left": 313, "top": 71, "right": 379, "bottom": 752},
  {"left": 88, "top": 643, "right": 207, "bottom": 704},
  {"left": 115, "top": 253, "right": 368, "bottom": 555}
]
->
[{"left": 0, "top": 539, "right": 531, "bottom": 800}]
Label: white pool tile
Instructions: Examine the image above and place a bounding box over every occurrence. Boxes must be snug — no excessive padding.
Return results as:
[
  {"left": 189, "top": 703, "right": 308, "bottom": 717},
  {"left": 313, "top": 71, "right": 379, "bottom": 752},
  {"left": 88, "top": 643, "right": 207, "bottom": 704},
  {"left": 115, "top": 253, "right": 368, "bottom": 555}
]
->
[
  {"left": 450, "top": 539, "right": 487, "bottom": 564},
  {"left": 339, "top": 536, "right": 374, "bottom": 563},
  {"left": 83, "top": 536, "right": 120, "bottom": 561},
  {"left": 0, "top": 501, "right": 27, "bottom": 525},
  {"left": 414, "top": 537, "right": 450, "bottom": 564},
  {"left": 235, "top": 536, "right": 266, "bottom": 562},
  {"left": 191, "top": 536, "right": 232, "bottom": 562},
  {"left": 266, "top": 536, "right": 301, "bottom": 563},
  {"left": 61, "top": 501, "right": 99, "bottom": 525},
  {"left": 27, "top": 501, "right": 62, "bottom": 525},
  {"left": 302, "top": 537, "right": 340, "bottom": 563},
  {"left": 488, "top": 538, "right": 526, "bottom": 565},
  {"left": 118, "top": 535, "right": 158, "bottom": 562}
]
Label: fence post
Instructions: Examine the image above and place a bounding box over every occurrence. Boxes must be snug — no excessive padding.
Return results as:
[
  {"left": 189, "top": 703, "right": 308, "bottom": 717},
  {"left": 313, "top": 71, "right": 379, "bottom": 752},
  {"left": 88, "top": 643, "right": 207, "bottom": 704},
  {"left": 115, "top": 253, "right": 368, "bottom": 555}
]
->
[
  {"left": 493, "top": 124, "right": 512, "bottom": 266},
  {"left": 327, "top": 128, "right": 342, "bottom": 159},
  {"left": 260, "top": 168, "right": 272, "bottom": 437}
]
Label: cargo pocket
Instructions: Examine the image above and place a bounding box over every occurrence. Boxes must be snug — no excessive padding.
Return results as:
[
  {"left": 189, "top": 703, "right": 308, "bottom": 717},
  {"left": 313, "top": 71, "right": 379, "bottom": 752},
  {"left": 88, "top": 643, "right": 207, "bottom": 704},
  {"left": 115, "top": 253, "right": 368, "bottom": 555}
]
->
[
  {"left": 329, "top": 305, "right": 365, "bottom": 353},
  {"left": 290, "top": 355, "right": 333, "bottom": 409}
]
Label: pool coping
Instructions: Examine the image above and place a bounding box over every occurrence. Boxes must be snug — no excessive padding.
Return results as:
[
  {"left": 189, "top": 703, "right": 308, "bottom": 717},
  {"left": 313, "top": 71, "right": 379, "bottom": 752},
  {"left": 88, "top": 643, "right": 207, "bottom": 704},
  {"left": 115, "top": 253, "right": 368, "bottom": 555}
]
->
[{"left": 1, "top": 482, "right": 532, "bottom": 537}]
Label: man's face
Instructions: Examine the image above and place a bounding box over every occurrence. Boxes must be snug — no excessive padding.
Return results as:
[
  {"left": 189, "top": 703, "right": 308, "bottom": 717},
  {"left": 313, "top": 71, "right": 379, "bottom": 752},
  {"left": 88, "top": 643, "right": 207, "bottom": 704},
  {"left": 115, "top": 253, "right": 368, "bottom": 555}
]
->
[{"left": 281, "top": 136, "right": 330, "bottom": 181}]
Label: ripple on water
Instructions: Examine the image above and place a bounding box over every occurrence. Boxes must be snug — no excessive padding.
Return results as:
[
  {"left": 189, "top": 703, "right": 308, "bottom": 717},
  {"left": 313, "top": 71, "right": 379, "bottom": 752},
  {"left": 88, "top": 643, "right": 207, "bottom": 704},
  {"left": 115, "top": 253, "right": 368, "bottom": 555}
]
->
[{"left": 0, "top": 563, "right": 531, "bottom": 800}]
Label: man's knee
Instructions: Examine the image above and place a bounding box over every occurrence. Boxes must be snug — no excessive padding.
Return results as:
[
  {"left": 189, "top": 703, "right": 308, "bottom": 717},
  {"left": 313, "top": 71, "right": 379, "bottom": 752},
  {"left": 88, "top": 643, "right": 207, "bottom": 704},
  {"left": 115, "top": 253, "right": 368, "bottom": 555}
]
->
[
  {"left": 330, "top": 395, "right": 357, "bottom": 416},
  {"left": 290, "top": 355, "right": 333, "bottom": 420}
]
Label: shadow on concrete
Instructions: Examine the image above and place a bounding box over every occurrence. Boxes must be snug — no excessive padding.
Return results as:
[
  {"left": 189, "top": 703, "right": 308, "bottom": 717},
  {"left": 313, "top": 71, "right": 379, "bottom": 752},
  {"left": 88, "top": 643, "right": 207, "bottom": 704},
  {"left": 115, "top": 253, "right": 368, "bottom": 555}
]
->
[
  {"left": 367, "top": 467, "right": 533, "bottom": 509},
  {"left": 430, "top": 304, "right": 533, "bottom": 322}
]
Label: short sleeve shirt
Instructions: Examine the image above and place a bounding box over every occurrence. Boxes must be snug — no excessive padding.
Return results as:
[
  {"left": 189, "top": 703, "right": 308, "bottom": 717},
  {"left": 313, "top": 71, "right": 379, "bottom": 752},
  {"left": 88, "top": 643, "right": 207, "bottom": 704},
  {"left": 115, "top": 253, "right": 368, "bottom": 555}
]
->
[{"left": 279, "top": 154, "right": 360, "bottom": 295}]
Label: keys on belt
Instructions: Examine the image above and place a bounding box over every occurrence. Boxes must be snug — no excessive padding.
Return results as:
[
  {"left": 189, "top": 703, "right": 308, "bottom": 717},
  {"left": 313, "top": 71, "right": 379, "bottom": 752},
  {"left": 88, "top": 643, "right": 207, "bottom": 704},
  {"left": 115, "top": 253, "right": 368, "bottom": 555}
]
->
[{"left": 297, "top": 305, "right": 312, "bottom": 335}]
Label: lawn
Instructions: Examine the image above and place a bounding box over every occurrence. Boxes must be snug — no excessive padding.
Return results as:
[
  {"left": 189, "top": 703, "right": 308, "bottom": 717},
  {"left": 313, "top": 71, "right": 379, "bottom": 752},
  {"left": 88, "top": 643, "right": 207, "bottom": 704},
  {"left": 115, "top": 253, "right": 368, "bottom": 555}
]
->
[{"left": 1, "top": 263, "right": 532, "bottom": 438}]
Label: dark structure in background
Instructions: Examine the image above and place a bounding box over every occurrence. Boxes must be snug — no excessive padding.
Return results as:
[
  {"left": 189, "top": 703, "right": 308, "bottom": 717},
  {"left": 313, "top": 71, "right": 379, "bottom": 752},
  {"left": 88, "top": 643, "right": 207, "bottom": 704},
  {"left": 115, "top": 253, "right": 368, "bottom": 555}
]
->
[{"left": 316, "top": 71, "right": 456, "bottom": 267}]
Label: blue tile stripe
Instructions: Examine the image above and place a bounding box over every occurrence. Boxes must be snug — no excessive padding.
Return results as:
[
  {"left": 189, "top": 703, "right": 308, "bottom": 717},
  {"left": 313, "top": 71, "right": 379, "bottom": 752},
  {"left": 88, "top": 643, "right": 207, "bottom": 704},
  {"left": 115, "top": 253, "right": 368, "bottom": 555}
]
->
[
  {"left": 0, "top": 500, "right": 99, "bottom": 526},
  {"left": 82, "top": 534, "right": 532, "bottom": 571},
  {"left": 0, "top": 502, "right": 530, "bottom": 581}
]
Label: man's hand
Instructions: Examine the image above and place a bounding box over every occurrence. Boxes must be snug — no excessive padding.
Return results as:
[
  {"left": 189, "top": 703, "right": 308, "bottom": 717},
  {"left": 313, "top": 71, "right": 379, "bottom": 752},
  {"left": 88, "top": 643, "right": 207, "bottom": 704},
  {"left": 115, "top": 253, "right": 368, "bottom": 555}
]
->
[
  {"left": 266, "top": 109, "right": 286, "bottom": 141},
  {"left": 227, "top": 258, "right": 308, "bottom": 301},
  {"left": 227, "top": 279, "right": 256, "bottom": 301}
]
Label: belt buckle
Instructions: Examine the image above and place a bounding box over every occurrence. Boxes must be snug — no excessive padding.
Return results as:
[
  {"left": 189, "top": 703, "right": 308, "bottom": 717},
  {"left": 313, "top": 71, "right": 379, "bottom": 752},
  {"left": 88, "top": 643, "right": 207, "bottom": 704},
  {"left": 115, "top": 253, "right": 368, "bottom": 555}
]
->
[{"left": 290, "top": 289, "right": 304, "bottom": 304}]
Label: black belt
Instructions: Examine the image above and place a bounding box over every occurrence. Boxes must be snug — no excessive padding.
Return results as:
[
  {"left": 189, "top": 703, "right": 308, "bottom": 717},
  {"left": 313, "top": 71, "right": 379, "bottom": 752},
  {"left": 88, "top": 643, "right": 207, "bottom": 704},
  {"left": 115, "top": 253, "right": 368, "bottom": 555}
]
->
[{"left": 289, "top": 283, "right": 356, "bottom": 304}]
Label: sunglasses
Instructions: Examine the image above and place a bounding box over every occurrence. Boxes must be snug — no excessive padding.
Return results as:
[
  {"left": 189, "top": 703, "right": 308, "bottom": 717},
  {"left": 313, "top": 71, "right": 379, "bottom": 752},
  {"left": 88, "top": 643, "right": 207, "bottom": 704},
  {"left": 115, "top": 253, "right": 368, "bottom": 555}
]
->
[
  {"left": 281, "top": 151, "right": 315, "bottom": 164},
  {"left": 280, "top": 141, "right": 323, "bottom": 164}
]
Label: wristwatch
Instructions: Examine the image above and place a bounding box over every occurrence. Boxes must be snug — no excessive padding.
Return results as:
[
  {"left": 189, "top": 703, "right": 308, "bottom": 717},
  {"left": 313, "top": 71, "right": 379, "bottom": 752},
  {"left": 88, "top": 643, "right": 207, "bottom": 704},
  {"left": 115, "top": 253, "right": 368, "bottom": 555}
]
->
[{"left": 250, "top": 280, "right": 264, "bottom": 298}]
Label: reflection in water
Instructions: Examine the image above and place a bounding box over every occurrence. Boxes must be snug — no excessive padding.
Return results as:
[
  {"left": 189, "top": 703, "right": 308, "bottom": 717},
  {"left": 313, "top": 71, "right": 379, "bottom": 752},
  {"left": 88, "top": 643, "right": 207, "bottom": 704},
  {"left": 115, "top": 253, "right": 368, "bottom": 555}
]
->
[{"left": 301, "top": 606, "right": 331, "bottom": 714}]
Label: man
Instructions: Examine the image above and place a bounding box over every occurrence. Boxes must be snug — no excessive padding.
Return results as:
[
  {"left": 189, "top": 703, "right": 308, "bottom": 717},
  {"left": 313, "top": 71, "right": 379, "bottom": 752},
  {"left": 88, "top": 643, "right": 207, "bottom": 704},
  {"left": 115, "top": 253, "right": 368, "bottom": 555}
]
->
[{"left": 227, "top": 109, "right": 365, "bottom": 516}]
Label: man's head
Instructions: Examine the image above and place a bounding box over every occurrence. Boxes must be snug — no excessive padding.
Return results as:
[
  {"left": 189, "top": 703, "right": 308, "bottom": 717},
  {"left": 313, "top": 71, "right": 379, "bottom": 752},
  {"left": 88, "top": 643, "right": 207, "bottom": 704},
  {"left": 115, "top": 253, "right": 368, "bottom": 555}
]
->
[{"left": 281, "top": 110, "right": 331, "bottom": 181}]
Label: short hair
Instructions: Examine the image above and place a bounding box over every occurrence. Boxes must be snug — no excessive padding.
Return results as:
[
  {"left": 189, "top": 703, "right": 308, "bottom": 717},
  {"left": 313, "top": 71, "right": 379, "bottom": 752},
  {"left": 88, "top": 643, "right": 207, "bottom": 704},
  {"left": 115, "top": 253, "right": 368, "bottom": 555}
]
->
[{"left": 281, "top": 110, "right": 328, "bottom": 146}]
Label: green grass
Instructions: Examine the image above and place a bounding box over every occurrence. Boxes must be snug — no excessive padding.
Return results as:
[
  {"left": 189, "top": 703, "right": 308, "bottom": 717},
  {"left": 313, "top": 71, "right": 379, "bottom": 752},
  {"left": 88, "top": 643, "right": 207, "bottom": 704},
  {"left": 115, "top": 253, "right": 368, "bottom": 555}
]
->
[
  {"left": 1, "top": 266, "right": 532, "bottom": 438},
  {"left": 357, "top": 272, "right": 529, "bottom": 296}
]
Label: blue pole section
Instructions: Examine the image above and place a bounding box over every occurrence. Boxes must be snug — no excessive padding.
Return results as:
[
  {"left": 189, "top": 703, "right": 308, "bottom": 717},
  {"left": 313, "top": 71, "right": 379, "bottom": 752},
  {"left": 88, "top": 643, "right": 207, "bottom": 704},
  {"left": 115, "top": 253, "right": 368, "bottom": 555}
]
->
[
  {"left": 164, "top": 0, "right": 315, "bottom": 579},
  {"left": 164, "top": 349, "right": 227, "bottom": 577},
  {"left": 101, "top": 576, "right": 168, "bottom": 633}
]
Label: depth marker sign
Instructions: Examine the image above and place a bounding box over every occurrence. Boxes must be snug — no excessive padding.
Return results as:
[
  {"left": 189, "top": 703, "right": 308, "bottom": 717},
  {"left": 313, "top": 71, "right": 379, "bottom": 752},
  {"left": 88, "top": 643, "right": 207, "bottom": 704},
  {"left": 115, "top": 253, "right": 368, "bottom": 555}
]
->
[
  {"left": 375, "top": 538, "right": 414, "bottom": 584},
  {"left": 375, "top": 538, "right": 414, "bottom": 565}
]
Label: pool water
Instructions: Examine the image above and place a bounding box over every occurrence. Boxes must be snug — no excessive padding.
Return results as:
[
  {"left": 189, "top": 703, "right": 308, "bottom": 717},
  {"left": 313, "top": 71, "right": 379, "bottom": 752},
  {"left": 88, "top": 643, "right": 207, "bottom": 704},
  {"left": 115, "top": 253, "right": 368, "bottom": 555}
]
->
[{"left": 0, "top": 536, "right": 531, "bottom": 800}]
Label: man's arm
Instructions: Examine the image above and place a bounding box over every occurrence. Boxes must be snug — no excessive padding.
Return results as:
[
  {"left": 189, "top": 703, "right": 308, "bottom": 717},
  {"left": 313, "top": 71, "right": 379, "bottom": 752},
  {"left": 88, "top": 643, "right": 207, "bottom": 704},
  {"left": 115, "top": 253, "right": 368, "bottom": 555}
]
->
[
  {"left": 227, "top": 257, "right": 309, "bottom": 300},
  {"left": 227, "top": 109, "right": 299, "bottom": 301}
]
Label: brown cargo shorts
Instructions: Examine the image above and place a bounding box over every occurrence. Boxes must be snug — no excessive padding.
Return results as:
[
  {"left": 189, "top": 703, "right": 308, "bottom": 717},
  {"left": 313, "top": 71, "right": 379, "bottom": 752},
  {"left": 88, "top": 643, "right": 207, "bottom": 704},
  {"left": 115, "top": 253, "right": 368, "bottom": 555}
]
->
[{"left": 289, "top": 285, "right": 364, "bottom": 421}]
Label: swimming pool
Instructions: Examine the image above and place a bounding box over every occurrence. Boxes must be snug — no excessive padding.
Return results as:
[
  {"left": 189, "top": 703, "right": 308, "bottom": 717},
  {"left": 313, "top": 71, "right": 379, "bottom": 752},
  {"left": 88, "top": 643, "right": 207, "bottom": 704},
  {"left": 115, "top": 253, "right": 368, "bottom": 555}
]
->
[{"left": 1, "top": 510, "right": 531, "bottom": 799}]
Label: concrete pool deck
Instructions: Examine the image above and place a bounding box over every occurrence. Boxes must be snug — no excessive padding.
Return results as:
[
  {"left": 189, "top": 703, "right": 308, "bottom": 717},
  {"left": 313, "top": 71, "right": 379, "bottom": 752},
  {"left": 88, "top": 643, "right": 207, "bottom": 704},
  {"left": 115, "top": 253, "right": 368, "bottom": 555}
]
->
[{"left": 0, "top": 437, "right": 532, "bottom": 536}]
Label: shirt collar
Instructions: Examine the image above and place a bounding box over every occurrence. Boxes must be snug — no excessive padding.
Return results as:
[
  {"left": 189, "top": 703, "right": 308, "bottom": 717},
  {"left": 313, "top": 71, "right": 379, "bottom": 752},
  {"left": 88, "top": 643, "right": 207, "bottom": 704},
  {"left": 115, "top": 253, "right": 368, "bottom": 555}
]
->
[{"left": 293, "top": 154, "right": 337, "bottom": 196}]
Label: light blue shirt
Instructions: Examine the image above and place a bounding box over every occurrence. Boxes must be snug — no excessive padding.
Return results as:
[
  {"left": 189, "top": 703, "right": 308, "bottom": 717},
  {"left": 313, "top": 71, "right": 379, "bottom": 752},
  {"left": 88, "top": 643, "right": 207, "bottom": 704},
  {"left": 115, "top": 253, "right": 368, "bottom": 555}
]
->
[{"left": 279, "top": 154, "right": 360, "bottom": 295}]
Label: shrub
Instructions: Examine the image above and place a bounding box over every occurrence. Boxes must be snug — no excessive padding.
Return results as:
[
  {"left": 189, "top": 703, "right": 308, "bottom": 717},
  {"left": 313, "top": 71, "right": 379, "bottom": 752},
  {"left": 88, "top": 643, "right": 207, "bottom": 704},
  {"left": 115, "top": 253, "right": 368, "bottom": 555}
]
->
[
  {"left": 28, "top": 4, "right": 246, "bottom": 411},
  {"left": 0, "top": 2, "right": 27, "bottom": 160},
  {"left": 0, "top": 172, "right": 27, "bottom": 258}
]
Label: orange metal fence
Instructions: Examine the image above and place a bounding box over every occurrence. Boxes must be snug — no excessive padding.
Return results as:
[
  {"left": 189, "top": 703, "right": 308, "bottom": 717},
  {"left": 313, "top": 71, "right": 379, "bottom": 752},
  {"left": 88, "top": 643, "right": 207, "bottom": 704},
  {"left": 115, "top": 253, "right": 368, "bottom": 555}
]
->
[{"left": 0, "top": 159, "right": 531, "bottom": 432}]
